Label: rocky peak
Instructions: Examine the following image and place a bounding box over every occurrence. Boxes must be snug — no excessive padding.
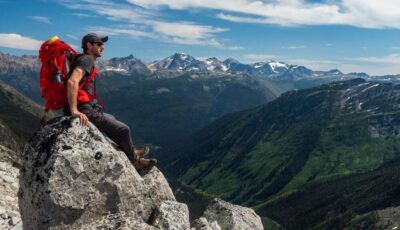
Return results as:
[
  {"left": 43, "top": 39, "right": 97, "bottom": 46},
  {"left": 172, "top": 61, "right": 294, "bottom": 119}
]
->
[
  {"left": 223, "top": 58, "right": 255, "bottom": 74},
  {"left": 18, "top": 117, "right": 263, "bottom": 229},
  {"left": 98, "top": 54, "right": 151, "bottom": 75},
  {"left": 149, "top": 53, "right": 208, "bottom": 72},
  {"left": 252, "top": 62, "right": 274, "bottom": 75},
  {"left": 0, "top": 52, "right": 39, "bottom": 74},
  {"left": 222, "top": 58, "right": 240, "bottom": 66},
  {"left": 327, "top": 69, "right": 343, "bottom": 75},
  {"left": 205, "top": 57, "right": 227, "bottom": 72}
]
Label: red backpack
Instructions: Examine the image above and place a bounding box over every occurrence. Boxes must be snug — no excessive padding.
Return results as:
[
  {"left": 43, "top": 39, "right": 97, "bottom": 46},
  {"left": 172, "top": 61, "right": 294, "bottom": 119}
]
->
[{"left": 39, "top": 36, "right": 97, "bottom": 124}]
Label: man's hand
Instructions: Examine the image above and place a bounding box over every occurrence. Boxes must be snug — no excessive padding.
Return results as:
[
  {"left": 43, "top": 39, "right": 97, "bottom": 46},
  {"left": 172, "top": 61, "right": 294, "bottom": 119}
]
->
[
  {"left": 67, "top": 67, "right": 87, "bottom": 125},
  {"left": 71, "top": 110, "right": 89, "bottom": 126}
]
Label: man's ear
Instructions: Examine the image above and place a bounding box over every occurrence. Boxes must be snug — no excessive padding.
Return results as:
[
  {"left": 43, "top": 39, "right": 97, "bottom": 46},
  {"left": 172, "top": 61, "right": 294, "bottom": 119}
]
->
[{"left": 86, "top": 41, "right": 92, "bottom": 50}]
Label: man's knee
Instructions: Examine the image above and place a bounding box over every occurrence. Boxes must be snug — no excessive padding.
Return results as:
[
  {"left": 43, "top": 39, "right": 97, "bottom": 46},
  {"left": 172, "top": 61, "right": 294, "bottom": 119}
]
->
[{"left": 115, "top": 122, "right": 131, "bottom": 137}]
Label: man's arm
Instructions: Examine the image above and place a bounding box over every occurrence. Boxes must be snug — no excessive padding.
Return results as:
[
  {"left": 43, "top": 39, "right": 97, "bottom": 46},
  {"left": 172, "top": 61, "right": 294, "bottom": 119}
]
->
[{"left": 67, "top": 67, "right": 89, "bottom": 125}]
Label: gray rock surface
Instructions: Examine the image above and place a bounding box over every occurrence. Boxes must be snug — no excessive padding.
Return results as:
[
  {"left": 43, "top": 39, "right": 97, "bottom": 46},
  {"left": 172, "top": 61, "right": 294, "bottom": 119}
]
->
[
  {"left": 348, "top": 206, "right": 400, "bottom": 229},
  {"left": 0, "top": 145, "right": 22, "bottom": 230},
  {"left": 191, "top": 217, "right": 221, "bottom": 230},
  {"left": 17, "top": 117, "right": 264, "bottom": 230},
  {"left": 201, "top": 198, "right": 263, "bottom": 230},
  {"left": 150, "top": 200, "right": 190, "bottom": 230},
  {"left": 18, "top": 117, "right": 175, "bottom": 230}
]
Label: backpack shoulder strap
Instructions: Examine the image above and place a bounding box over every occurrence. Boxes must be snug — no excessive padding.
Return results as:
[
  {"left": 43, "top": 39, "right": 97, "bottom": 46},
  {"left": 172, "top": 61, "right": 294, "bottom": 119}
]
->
[{"left": 79, "top": 65, "right": 99, "bottom": 90}]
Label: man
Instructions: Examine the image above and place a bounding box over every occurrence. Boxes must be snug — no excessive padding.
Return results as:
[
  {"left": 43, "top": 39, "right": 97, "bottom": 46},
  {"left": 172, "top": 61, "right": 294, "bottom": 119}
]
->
[{"left": 65, "top": 33, "right": 156, "bottom": 170}]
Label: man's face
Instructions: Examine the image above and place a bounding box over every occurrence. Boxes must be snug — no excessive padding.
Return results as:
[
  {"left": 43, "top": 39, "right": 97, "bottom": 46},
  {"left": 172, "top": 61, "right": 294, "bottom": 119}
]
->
[{"left": 87, "top": 41, "right": 104, "bottom": 58}]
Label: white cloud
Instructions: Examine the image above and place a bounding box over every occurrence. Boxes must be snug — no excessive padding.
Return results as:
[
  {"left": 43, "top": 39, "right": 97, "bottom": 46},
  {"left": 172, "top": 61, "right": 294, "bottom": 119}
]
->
[
  {"left": 216, "top": 13, "right": 269, "bottom": 25},
  {"left": 149, "top": 21, "right": 241, "bottom": 49},
  {"left": 0, "top": 33, "right": 42, "bottom": 50},
  {"left": 285, "top": 58, "right": 341, "bottom": 71},
  {"left": 242, "top": 54, "right": 395, "bottom": 75},
  {"left": 67, "top": 34, "right": 79, "bottom": 40},
  {"left": 71, "top": 13, "right": 97, "bottom": 18},
  {"left": 287, "top": 55, "right": 400, "bottom": 75},
  {"left": 243, "top": 53, "right": 282, "bottom": 63},
  {"left": 127, "top": 0, "right": 400, "bottom": 29},
  {"left": 87, "top": 26, "right": 155, "bottom": 39},
  {"left": 29, "top": 16, "right": 51, "bottom": 24},
  {"left": 281, "top": 45, "right": 307, "bottom": 50},
  {"left": 347, "top": 53, "right": 400, "bottom": 64},
  {"left": 56, "top": 0, "right": 237, "bottom": 49}
]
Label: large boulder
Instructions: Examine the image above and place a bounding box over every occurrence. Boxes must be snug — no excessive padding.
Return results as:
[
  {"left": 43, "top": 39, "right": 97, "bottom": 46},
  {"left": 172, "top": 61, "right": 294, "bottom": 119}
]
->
[
  {"left": 150, "top": 200, "right": 190, "bottom": 230},
  {"left": 193, "top": 198, "right": 263, "bottom": 230},
  {"left": 191, "top": 217, "right": 221, "bottom": 230},
  {"left": 0, "top": 145, "right": 22, "bottom": 230},
  {"left": 18, "top": 117, "right": 180, "bottom": 230},
  {"left": 17, "top": 117, "right": 264, "bottom": 230}
]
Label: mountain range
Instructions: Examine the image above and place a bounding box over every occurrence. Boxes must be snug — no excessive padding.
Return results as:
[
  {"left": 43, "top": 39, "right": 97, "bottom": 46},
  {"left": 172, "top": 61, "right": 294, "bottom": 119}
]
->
[
  {"left": 2, "top": 51, "right": 399, "bottom": 83},
  {"left": 98, "top": 53, "right": 377, "bottom": 82}
]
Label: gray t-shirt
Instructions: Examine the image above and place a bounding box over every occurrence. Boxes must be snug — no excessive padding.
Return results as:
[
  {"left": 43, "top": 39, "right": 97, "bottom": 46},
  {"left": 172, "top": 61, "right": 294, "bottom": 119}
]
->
[{"left": 74, "top": 54, "right": 94, "bottom": 79}]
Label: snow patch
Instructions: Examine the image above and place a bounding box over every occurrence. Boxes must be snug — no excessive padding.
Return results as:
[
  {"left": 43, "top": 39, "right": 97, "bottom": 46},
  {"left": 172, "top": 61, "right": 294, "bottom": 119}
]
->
[
  {"left": 154, "top": 87, "right": 170, "bottom": 94},
  {"left": 361, "top": 83, "right": 379, "bottom": 93},
  {"left": 254, "top": 63, "right": 266, "bottom": 68},
  {"left": 105, "top": 67, "right": 128, "bottom": 73},
  {"left": 269, "top": 62, "right": 287, "bottom": 69}
]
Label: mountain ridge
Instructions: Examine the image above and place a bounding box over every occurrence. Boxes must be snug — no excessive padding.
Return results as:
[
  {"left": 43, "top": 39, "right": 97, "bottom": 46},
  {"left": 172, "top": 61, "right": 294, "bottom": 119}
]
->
[
  {"left": 1, "top": 51, "right": 398, "bottom": 83},
  {"left": 164, "top": 78, "right": 400, "bottom": 209}
]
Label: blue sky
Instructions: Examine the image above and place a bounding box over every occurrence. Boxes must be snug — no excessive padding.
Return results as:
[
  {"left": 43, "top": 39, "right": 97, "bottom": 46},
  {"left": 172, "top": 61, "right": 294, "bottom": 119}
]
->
[{"left": 2, "top": 0, "right": 400, "bottom": 75}]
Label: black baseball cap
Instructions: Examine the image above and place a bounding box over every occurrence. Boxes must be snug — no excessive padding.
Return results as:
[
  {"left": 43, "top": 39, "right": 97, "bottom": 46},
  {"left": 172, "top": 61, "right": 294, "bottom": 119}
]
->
[{"left": 81, "top": 33, "right": 108, "bottom": 48}]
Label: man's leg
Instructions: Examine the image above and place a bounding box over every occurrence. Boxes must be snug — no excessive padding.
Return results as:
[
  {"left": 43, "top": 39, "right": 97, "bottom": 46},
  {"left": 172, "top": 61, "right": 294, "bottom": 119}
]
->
[
  {"left": 77, "top": 104, "right": 156, "bottom": 170},
  {"left": 78, "top": 104, "right": 135, "bottom": 162}
]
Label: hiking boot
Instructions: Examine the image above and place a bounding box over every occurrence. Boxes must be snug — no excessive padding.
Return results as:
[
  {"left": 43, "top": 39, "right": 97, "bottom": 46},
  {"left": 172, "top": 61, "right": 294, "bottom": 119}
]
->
[
  {"left": 133, "top": 157, "right": 157, "bottom": 171},
  {"left": 134, "top": 146, "right": 150, "bottom": 158}
]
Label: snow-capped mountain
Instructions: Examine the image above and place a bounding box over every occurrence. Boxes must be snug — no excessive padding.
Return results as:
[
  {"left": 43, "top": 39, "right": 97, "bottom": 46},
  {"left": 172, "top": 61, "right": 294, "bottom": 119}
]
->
[
  {"left": 276, "top": 65, "right": 314, "bottom": 80},
  {"left": 2, "top": 50, "right": 400, "bottom": 84},
  {"left": 148, "top": 53, "right": 208, "bottom": 72},
  {"left": 205, "top": 57, "right": 228, "bottom": 72},
  {"left": 223, "top": 58, "right": 257, "bottom": 74},
  {"left": 97, "top": 55, "right": 151, "bottom": 76},
  {"left": 96, "top": 52, "right": 396, "bottom": 83},
  {"left": 252, "top": 61, "right": 289, "bottom": 76}
]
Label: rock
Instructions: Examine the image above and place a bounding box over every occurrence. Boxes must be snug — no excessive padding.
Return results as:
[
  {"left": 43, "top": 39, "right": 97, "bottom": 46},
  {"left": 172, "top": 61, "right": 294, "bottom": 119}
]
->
[
  {"left": 0, "top": 206, "right": 6, "bottom": 215},
  {"left": 0, "top": 145, "right": 21, "bottom": 230},
  {"left": 11, "top": 221, "right": 23, "bottom": 230},
  {"left": 18, "top": 117, "right": 264, "bottom": 230},
  {"left": 55, "top": 213, "right": 157, "bottom": 230},
  {"left": 8, "top": 211, "right": 19, "bottom": 217},
  {"left": 9, "top": 216, "right": 21, "bottom": 226},
  {"left": 202, "top": 198, "right": 263, "bottom": 230},
  {"left": 209, "top": 221, "right": 221, "bottom": 230},
  {"left": 150, "top": 200, "right": 190, "bottom": 230},
  {"left": 18, "top": 117, "right": 177, "bottom": 230},
  {"left": 349, "top": 206, "right": 400, "bottom": 229},
  {"left": 191, "top": 217, "right": 222, "bottom": 230},
  {"left": 142, "top": 167, "right": 176, "bottom": 219},
  {"left": 192, "top": 217, "right": 210, "bottom": 230},
  {"left": 0, "top": 213, "right": 7, "bottom": 219}
]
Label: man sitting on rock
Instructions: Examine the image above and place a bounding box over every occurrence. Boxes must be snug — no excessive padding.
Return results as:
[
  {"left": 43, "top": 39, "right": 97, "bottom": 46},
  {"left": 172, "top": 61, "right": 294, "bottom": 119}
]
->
[{"left": 65, "top": 33, "right": 156, "bottom": 170}]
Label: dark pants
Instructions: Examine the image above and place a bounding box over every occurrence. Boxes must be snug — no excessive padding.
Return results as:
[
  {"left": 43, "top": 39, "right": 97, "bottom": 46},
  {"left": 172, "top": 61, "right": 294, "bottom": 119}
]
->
[{"left": 65, "top": 103, "right": 135, "bottom": 162}]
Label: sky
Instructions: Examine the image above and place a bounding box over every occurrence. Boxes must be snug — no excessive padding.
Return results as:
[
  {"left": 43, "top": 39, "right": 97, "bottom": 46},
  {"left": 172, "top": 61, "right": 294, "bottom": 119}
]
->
[{"left": 2, "top": 0, "right": 400, "bottom": 75}]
